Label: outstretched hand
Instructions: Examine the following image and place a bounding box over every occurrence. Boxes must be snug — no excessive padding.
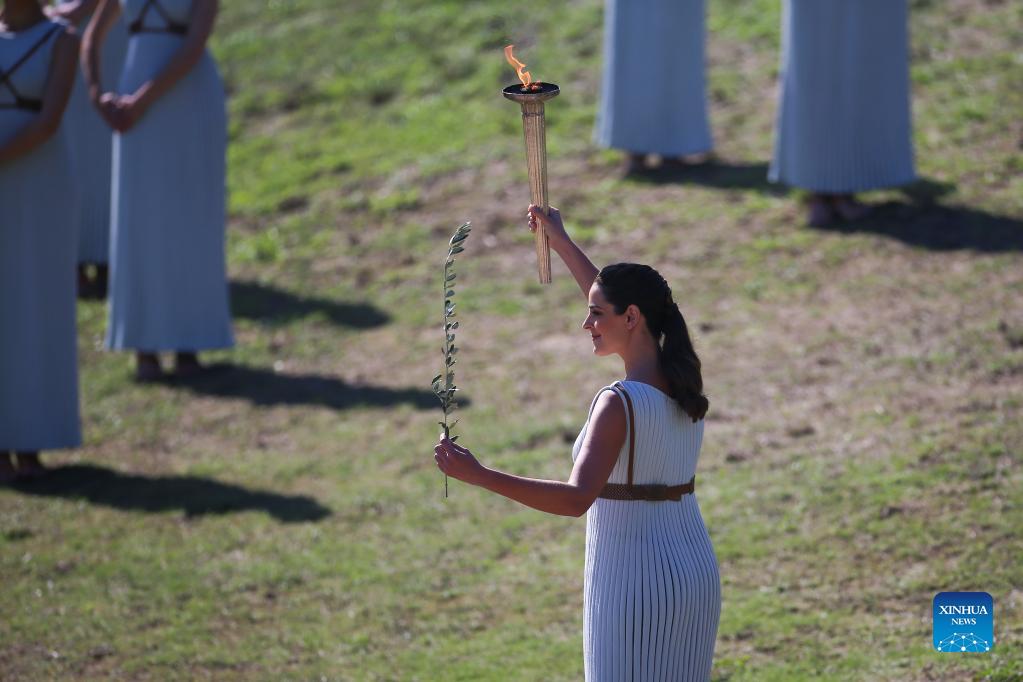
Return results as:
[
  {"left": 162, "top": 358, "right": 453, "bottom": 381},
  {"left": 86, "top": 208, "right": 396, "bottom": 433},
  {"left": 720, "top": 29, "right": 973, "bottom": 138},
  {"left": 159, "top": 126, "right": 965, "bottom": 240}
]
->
[
  {"left": 434, "top": 436, "right": 487, "bottom": 487},
  {"left": 527, "top": 205, "right": 569, "bottom": 247}
]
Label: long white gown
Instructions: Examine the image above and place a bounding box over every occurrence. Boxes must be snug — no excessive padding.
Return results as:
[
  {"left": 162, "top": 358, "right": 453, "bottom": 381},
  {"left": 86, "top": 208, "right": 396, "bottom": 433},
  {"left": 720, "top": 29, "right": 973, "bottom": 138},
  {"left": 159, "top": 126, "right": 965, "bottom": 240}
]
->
[
  {"left": 0, "top": 19, "right": 81, "bottom": 451},
  {"left": 62, "top": 7, "right": 127, "bottom": 265},
  {"left": 106, "top": 0, "right": 233, "bottom": 351},
  {"left": 595, "top": 0, "right": 712, "bottom": 156},
  {"left": 576, "top": 381, "right": 720, "bottom": 681},
  {"left": 769, "top": 0, "right": 916, "bottom": 192}
]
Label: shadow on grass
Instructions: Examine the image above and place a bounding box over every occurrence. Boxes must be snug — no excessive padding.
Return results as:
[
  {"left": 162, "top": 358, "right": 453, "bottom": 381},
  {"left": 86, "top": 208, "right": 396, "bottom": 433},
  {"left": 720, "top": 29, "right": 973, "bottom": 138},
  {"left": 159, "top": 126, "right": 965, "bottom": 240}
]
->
[
  {"left": 624, "top": 160, "right": 787, "bottom": 195},
  {"left": 813, "top": 188, "right": 1023, "bottom": 253},
  {"left": 157, "top": 363, "right": 459, "bottom": 411},
  {"left": 230, "top": 280, "right": 390, "bottom": 328},
  {"left": 12, "top": 464, "right": 331, "bottom": 522}
]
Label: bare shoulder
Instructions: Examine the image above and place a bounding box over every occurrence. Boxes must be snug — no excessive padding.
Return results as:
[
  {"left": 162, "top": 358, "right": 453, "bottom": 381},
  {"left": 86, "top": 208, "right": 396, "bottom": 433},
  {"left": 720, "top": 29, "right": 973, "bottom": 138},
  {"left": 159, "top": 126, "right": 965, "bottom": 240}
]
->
[{"left": 589, "top": 389, "right": 626, "bottom": 433}]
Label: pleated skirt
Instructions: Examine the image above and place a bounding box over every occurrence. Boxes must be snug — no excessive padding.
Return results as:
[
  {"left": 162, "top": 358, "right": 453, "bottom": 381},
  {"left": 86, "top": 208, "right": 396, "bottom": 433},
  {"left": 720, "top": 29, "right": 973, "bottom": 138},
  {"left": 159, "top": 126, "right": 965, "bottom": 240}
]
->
[
  {"left": 583, "top": 496, "right": 721, "bottom": 681},
  {"left": 595, "top": 0, "right": 713, "bottom": 156},
  {"left": 769, "top": 0, "right": 916, "bottom": 193},
  {"left": 67, "top": 14, "right": 127, "bottom": 264},
  {"left": 0, "top": 121, "right": 82, "bottom": 451},
  {"left": 106, "top": 36, "right": 233, "bottom": 351}
]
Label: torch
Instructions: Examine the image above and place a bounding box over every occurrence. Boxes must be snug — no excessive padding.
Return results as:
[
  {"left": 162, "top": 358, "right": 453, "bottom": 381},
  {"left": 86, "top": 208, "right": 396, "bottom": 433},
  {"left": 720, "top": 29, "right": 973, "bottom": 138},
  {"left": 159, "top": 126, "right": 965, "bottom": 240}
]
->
[{"left": 503, "top": 45, "right": 559, "bottom": 285}]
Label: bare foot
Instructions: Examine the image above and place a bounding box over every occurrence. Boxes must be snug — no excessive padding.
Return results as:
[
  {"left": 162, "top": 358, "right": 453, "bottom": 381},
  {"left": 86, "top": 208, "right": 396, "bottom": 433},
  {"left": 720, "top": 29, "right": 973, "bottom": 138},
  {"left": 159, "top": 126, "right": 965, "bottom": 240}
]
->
[
  {"left": 77, "top": 265, "right": 93, "bottom": 299},
  {"left": 174, "top": 352, "right": 203, "bottom": 378},
  {"left": 14, "top": 452, "right": 46, "bottom": 479},
  {"left": 831, "top": 194, "right": 871, "bottom": 222},
  {"left": 94, "top": 264, "right": 109, "bottom": 299},
  {"left": 0, "top": 453, "right": 16, "bottom": 484},
  {"left": 671, "top": 150, "right": 715, "bottom": 167},
  {"left": 624, "top": 152, "right": 647, "bottom": 175},
  {"left": 135, "top": 352, "right": 163, "bottom": 382},
  {"left": 807, "top": 194, "right": 836, "bottom": 227}
]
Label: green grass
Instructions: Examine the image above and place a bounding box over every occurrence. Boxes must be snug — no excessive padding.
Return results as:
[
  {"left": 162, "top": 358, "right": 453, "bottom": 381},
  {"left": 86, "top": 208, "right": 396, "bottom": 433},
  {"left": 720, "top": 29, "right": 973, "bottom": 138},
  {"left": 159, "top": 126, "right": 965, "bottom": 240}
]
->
[{"left": 2, "top": 0, "right": 1022, "bottom": 679}]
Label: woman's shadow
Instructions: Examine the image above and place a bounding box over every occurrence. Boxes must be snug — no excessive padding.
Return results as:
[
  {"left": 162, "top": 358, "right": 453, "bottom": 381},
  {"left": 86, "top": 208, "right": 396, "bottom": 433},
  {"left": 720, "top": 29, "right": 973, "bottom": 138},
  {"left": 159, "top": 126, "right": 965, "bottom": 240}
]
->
[
  {"left": 161, "top": 280, "right": 461, "bottom": 411},
  {"left": 230, "top": 280, "right": 391, "bottom": 328},
  {"left": 11, "top": 464, "right": 331, "bottom": 522},
  {"left": 812, "top": 181, "right": 1023, "bottom": 253},
  {"left": 628, "top": 164, "right": 1021, "bottom": 252},
  {"left": 157, "top": 364, "right": 458, "bottom": 411}
]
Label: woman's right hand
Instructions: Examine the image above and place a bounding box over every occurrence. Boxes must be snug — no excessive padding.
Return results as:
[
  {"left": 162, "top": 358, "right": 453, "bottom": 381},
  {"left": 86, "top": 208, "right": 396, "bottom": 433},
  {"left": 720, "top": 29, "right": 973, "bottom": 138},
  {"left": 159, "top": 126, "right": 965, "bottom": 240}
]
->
[
  {"left": 527, "top": 204, "right": 570, "bottom": 248},
  {"left": 96, "top": 92, "right": 123, "bottom": 130}
]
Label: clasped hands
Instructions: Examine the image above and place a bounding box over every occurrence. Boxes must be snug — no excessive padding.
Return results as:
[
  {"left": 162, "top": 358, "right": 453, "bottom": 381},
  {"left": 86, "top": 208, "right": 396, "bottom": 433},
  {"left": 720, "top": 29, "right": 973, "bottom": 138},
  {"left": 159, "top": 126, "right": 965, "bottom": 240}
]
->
[{"left": 93, "top": 91, "right": 146, "bottom": 133}]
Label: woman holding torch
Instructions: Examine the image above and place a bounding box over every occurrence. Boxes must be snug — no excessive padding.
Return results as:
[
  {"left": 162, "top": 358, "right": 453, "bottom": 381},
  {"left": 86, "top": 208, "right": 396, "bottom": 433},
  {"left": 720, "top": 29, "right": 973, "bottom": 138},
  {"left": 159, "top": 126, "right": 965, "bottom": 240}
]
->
[{"left": 434, "top": 207, "right": 719, "bottom": 680}]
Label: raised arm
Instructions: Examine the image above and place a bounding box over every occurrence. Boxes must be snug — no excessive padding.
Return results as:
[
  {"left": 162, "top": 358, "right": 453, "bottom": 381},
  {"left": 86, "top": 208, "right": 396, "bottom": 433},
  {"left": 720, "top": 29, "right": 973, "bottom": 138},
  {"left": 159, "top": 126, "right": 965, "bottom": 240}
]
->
[
  {"left": 0, "top": 30, "right": 79, "bottom": 165},
  {"left": 81, "top": 0, "right": 120, "bottom": 101},
  {"left": 434, "top": 391, "right": 625, "bottom": 517},
  {"left": 528, "top": 205, "right": 598, "bottom": 299}
]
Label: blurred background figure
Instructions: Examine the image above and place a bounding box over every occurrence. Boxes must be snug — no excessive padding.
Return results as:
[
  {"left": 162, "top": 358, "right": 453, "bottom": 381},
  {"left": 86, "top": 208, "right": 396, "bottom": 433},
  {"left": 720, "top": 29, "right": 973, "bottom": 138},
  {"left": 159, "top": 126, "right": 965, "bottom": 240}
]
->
[
  {"left": 770, "top": 0, "right": 916, "bottom": 227},
  {"left": 595, "top": 0, "right": 713, "bottom": 174},
  {"left": 0, "top": 0, "right": 81, "bottom": 482},
  {"left": 48, "top": 0, "right": 126, "bottom": 299},
  {"left": 83, "top": 0, "right": 232, "bottom": 381}
]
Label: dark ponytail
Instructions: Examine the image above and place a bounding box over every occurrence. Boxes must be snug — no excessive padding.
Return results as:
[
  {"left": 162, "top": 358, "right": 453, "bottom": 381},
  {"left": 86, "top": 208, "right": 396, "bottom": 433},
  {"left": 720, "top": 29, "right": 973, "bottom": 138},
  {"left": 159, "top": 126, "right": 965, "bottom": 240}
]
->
[{"left": 595, "top": 263, "right": 709, "bottom": 422}]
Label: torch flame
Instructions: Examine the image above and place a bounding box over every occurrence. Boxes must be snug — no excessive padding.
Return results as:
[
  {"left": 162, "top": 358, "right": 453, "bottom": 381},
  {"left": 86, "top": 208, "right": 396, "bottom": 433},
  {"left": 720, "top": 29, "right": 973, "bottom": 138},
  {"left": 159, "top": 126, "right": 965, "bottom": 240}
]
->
[{"left": 504, "top": 44, "right": 532, "bottom": 87}]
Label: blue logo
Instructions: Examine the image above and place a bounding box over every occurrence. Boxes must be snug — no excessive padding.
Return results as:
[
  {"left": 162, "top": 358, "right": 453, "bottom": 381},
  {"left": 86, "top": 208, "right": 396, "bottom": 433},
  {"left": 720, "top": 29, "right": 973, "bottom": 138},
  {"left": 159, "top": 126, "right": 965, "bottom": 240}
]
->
[{"left": 933, "top": 592, "right": 993, "bottom": 652}]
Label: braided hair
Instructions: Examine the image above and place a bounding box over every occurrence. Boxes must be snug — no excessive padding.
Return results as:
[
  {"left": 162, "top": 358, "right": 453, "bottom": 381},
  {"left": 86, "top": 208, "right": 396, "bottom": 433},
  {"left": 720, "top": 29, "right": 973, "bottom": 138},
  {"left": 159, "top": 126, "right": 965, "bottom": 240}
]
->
[{"left": 595, "top": 263, "right": 709, "bottom": 422}]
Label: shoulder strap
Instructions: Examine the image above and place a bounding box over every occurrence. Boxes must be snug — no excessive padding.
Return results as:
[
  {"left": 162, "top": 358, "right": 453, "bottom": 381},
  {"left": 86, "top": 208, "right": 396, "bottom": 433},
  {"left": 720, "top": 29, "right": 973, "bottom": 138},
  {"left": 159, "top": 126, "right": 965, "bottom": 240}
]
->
[
  {"left": 611, "top": 381, "right": 636, "bottom": 486},
  {"left": 0, "top": 23, "right": 61, "bottom": 82},
  {"left": 0, "top": 24, "right": 62, "bottom": 108}
]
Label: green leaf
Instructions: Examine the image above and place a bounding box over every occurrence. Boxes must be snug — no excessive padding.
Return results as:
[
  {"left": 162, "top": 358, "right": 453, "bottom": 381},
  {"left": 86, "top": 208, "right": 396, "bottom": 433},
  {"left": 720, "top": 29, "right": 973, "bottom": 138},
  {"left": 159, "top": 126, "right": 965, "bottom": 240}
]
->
[
  {"left": 430, "top": 373, "right": 442, "bottom": 385},
  {"left": 446, "top": 321, "right": 459, "bottom": 331},
  {"left": 447, "top": 334, "right": 455, "bottom": 343},
  {"left": 449, "top": 246, "right": 465, "bottom": 255},
  {"left": 446, "top": 273, "right": 456, "bottom": 282},
  {"left": 445, "top": 289, "right": 455, "bottom": 298}
]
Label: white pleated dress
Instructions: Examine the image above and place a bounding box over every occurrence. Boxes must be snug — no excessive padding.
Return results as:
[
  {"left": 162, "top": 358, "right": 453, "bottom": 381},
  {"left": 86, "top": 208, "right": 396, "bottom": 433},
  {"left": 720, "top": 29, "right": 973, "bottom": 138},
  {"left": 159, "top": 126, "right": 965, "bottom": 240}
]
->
[
  {"left": 62, "top": 9, "right": 127, "bottom": 265},
  {"left": 769, "top": 0, "right": 916, "bottom": 193},
  {"left": 575, "top": 381, "right": 720, "bottom": 681},
  {"left": 106, "top": 0, "right": 233, "bottom": 351},
  {"left": 595, "top": 0, "right": 712, "bottom": 156},
  {"left": 0, "top": 19, "right": 81, "bottom": 451}
]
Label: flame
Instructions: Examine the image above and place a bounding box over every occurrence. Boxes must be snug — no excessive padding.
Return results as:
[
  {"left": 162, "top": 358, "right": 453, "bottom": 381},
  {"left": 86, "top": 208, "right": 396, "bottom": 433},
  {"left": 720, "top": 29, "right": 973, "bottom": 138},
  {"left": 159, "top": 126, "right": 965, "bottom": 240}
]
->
[{"left": 504, "top": 45, "right": 532, "bottom": 87}]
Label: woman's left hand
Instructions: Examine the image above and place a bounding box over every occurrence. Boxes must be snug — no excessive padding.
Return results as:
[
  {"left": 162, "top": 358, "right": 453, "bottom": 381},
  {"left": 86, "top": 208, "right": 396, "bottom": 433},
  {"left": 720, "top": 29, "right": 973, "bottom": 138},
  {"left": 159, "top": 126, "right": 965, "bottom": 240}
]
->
[
  {"left": 434, "top": 437, "right": 488, "bottom": 487},
  {"left": 106, "top": 92, "right": 149, "bottom": 133}
]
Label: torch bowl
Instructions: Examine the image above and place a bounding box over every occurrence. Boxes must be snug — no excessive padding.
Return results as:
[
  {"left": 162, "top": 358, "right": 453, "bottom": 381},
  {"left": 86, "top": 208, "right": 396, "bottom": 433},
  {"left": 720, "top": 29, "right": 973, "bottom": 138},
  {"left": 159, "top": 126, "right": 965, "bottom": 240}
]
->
[{"left": 502, "top": 82, "right": 560, "bottom": 104}]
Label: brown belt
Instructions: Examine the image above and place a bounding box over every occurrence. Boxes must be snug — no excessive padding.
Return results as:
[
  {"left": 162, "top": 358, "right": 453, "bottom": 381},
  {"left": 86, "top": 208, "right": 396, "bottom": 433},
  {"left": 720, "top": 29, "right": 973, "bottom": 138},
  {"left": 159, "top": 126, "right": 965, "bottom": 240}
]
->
[
  {"left": 600, "top": 477, "right": 695, "bottom": 501},
  {"left": 595, "top": 382, "right": 696, "bottom": 502}
]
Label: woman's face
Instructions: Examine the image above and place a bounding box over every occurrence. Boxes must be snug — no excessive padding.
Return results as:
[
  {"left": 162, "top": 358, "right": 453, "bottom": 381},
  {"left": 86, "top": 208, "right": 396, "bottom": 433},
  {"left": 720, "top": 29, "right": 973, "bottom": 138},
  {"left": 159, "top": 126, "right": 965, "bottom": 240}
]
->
[{"left": 582, "top": 283, "right": 634, "bottom": 357}]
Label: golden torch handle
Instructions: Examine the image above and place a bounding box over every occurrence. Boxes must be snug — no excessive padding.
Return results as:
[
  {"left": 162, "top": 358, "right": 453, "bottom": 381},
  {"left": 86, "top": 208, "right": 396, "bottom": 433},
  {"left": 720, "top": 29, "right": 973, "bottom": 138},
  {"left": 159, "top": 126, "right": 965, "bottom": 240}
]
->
[{"left": 520, "top": 100, "right": 552, "bottom": 284}]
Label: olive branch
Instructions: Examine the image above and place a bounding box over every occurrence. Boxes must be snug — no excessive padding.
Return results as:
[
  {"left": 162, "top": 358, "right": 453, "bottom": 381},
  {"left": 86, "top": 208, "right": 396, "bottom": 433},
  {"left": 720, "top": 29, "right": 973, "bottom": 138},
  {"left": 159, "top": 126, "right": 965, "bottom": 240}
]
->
[{"left": 431, "top": 221, "right": 471, "bottom": 498}]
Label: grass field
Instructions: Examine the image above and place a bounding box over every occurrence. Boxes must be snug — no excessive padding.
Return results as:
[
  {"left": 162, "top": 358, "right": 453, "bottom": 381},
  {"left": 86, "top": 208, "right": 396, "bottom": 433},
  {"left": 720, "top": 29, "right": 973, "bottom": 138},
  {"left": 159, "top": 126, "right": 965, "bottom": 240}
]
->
[{"left": 2, "top": 0, "right": 1022, "bottom": 679}]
